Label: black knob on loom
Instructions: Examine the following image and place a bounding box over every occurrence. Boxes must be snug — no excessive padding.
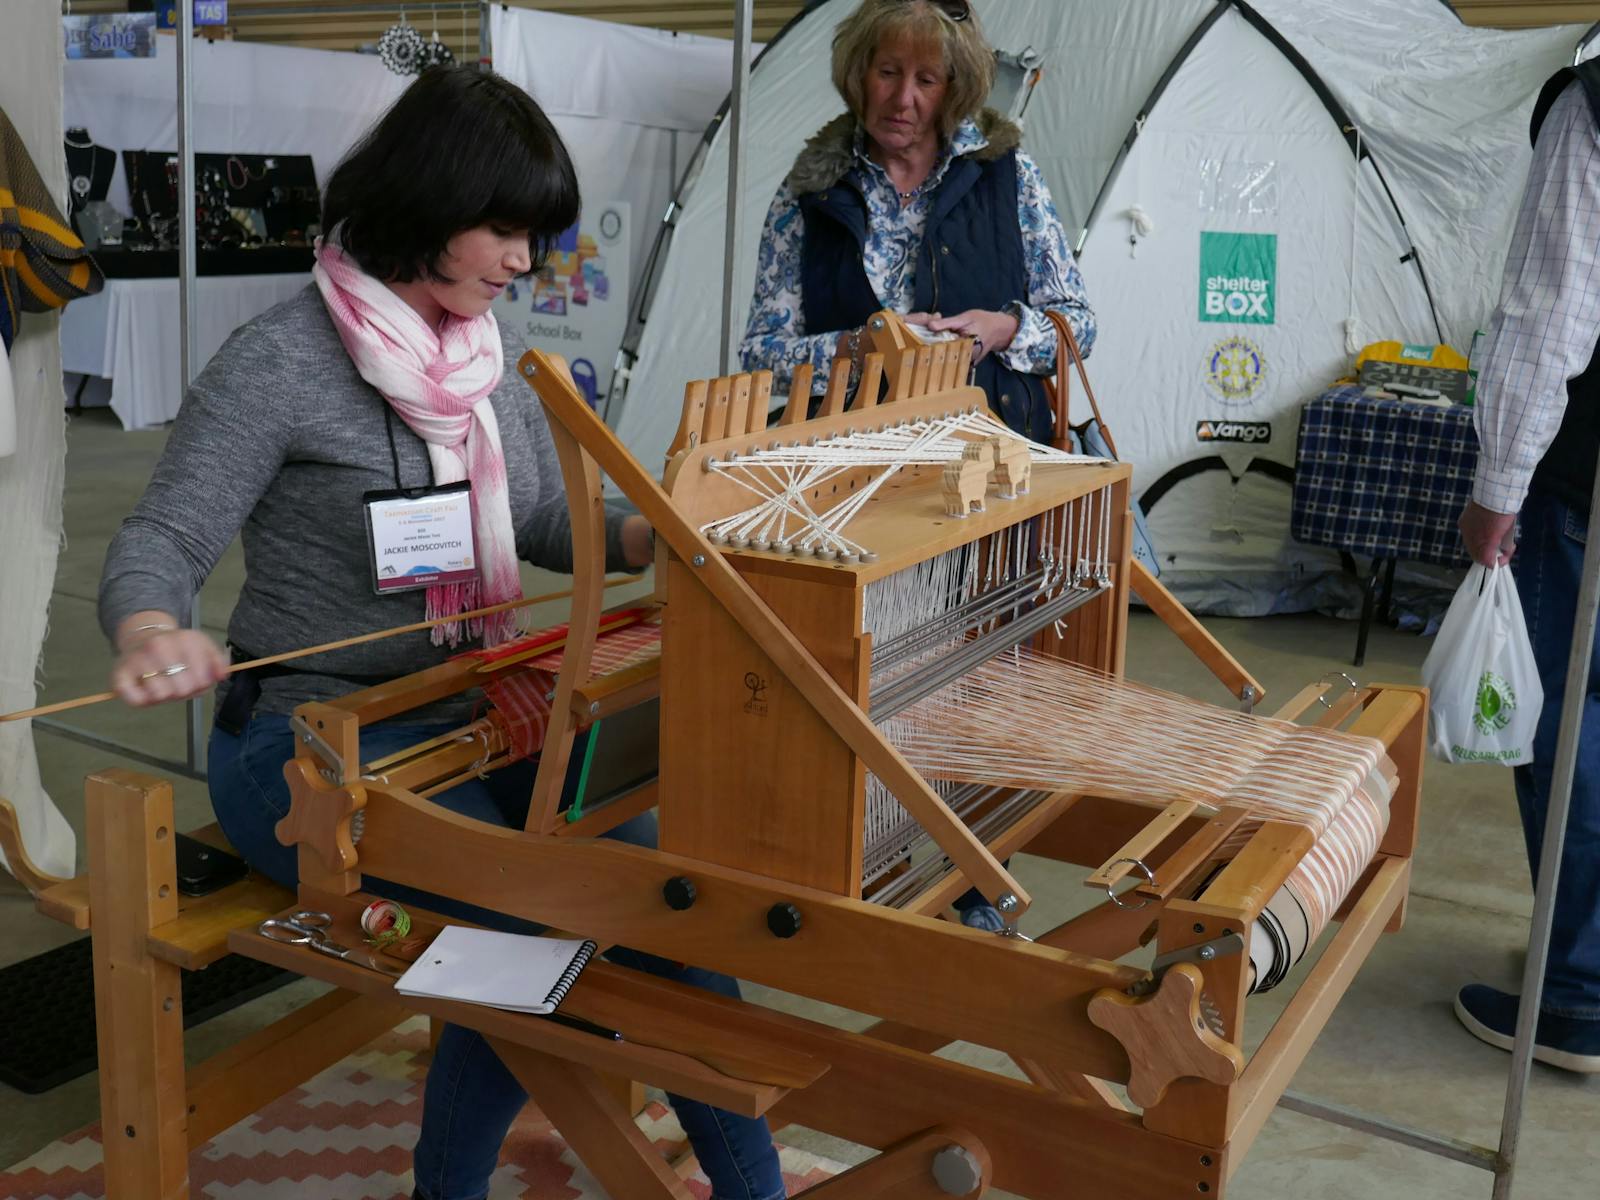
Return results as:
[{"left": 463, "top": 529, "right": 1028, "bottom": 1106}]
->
[
  {"left": 766, "top": 903, "right": 803, "bottom": 939},
  {"left": 662, "top": 876, "right": 697, "bottom": 910}
]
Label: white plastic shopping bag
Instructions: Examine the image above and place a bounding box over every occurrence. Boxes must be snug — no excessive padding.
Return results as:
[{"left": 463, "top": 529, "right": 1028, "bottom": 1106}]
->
[{"left": 1419, "top": 564, "right": 1543, "bottom": 765}]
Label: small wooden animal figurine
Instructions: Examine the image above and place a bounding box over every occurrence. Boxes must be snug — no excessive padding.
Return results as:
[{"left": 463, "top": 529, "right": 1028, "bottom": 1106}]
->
[
  {"left": 942, "top": 442, "right": 989, "bottom": 517},
  {"left": 989, "top": 436, "right": 1032, "bottom": 499}
]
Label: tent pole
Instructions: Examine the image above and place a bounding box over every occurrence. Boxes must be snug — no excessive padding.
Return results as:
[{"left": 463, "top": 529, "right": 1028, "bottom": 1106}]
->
[
  {"left": 176, "top": 1, "right": 207, "bottom": 776},
  {"left": 1491, "top": 454, "right": 1600, "bottom": 1198},
  {"left": 718, "top": 0, "right": 754, "bottom": 376}
]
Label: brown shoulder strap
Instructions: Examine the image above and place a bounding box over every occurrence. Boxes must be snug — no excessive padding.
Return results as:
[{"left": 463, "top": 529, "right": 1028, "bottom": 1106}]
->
[{"left": 1046, "top": 309, "right": 1119, "bottom": 460}]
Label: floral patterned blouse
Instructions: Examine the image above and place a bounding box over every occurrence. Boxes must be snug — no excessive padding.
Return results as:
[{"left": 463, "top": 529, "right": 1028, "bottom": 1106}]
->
[{"left": 740, "top": 117, "right": 1096, "bottom": 395}]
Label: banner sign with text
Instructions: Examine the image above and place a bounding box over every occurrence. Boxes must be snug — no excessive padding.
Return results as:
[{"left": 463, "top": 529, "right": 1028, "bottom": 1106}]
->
[
  {"left": 492, "top": 203, "right": 630, "bottom": 409},
  {"left": 64, "top": 14, "right": 158, "bottom": 59}
]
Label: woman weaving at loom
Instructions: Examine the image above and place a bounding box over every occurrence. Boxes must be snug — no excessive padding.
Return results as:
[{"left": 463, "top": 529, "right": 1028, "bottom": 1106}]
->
[
  {"left": 96, "top": 66, "right": 787, "bottom": 1200},
  {"left": 740, "top": 0, "right": 1095, "bottom": 444}
]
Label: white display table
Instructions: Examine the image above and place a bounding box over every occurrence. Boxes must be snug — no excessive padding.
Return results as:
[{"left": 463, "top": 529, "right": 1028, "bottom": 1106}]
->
[{"left": 60, "top": 273, "right": 310, "bottom": 430}]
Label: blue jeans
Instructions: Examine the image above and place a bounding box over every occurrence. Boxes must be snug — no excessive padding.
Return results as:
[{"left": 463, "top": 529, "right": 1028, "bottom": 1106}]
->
[
  {"left": 1511, "top": 488, "right": 1600, "bottom": 1020},
  {"left": 210, "top": 714, "right": 786, "bottom": 1200}
]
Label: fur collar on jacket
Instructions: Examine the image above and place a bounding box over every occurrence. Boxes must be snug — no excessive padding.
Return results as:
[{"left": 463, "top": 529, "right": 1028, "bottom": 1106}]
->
[{"left": 786, "top": 107, "right": 1022, "bottom": 196}]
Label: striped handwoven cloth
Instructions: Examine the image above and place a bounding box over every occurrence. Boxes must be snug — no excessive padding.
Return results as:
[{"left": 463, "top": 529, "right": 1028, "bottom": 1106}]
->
[{"left": 0, "top": 104, "right": 103, "bottom": 350}]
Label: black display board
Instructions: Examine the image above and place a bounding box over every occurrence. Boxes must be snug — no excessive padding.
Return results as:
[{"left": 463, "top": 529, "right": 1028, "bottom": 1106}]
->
[{"left": 121, "top": 149, "right": 321, "bottom": 253}]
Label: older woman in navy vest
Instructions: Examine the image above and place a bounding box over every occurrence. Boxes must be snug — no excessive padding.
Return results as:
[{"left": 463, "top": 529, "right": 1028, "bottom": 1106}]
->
[{"left": 741, "top": 0, "right": 1095, "bottom": 443}]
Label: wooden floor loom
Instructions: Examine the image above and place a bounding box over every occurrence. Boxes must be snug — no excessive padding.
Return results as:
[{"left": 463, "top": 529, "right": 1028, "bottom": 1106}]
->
[{"left": 28, "top": 312, "right": 1425, "bottom": 1199}]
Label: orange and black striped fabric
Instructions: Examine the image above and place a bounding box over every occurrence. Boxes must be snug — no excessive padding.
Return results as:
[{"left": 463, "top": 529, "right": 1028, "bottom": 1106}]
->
[{"left": 0, "top": 105, "right": 103, "bottom": 350}]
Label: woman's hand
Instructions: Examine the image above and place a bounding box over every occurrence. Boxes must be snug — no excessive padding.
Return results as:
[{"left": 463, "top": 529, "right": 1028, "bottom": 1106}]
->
[
  {"left": 620, "top": 515, "right": 655, "bottom": 570},
  {"left": 110, "top": 612, "right": 230, "bottom": 707},
  {"left": 924, "top": 309, "right": 1020, "bottom": 364}
]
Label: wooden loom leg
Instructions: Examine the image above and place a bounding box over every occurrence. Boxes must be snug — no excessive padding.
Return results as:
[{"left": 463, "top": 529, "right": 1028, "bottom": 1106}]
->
[
  {"left": 1015, "top": 1057, "right": 1130, "bottom": 1111},
  {"left": 489, "top": 1038, "right": 695, "bottom": 1200},
  {"left": 861, "top": 1019, "right": 1126, "bottom": 1111},
  {"left": 797, "top": 1126, "right": 991, "bottom": 1198},
  {"left": 184, "top": 990, "right": 409, "bottom": 1147},
  {"left": 86, "top": 769, "right": 189, "bottom": 1200}
]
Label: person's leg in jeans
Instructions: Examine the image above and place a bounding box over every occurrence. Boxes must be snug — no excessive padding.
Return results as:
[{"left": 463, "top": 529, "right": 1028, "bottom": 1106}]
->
[
  {"left": 208, "top": 714, "right": 543, "bottom": 930},
  {"left": 210, "top": 715, "right": 783, "bottom": 1198},
  {"left": 1509, "top": 490, "right": 1600, "bottom": 1017},
  {"left": 1457, "top": 487, "right": 1600, "bottom": 1070},
  {"left": 413, "top": 802, "right": 785, "bottom": 1200}
]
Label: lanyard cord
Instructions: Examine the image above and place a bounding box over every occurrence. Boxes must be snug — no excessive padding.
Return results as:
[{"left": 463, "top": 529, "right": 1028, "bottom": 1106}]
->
[{"left": 382, "top": 405, "right": 436, "bottom": 490}]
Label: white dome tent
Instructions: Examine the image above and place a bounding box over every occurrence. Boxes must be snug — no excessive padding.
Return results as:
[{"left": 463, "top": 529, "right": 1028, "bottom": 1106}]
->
[{"left": 610, "top": 0, "right": 1592, "bottom": 613}]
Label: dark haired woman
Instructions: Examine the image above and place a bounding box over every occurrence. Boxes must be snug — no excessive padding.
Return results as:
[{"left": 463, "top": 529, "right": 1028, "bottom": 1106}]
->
[{"left": 98, "top": 66, "right": 786, "bottom": 1200}]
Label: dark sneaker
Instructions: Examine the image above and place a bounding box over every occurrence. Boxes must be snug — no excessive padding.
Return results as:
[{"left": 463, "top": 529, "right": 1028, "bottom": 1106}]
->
[{"left": 1454, "top": 984, "right": 1600, "bottom": 1073}]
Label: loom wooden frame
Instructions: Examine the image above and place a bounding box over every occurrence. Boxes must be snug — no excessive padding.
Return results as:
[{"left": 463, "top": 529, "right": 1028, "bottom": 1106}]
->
[{"left": 30, "top": 328, "right": 1424, "bottom": 1198}]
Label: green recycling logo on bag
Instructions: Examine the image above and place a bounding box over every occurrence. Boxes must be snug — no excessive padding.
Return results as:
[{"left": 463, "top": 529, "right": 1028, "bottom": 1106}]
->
[{"left": 1473, "top": 670, "right": 1517, "bottom": 735}]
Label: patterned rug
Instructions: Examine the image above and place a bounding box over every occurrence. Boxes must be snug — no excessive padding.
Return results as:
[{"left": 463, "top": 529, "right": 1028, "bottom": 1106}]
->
[{"left": 1, "top": 1019, "right": 845, "bottom": 1199}]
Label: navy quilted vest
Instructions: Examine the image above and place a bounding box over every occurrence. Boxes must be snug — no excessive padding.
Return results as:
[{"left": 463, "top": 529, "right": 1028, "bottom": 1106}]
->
[{"left": 797, "top": 148, "right": 1054, "bottom": 442}]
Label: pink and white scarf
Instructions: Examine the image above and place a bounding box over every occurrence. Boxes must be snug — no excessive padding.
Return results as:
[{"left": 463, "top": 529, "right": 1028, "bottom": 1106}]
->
[{"left": 314, "top": 240, "right": 522, "bottom": 647}]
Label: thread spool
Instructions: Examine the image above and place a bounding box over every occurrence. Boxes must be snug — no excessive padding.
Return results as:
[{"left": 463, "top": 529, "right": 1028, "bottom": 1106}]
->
[{"left": 360, "top": 899, "right": 412, "bottom": 946}]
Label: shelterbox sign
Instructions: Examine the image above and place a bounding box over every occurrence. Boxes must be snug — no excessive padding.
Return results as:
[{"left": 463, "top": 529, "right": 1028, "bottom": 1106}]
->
[{"left": 1199, "top": 232, "right": 1277, "bottom": 325}]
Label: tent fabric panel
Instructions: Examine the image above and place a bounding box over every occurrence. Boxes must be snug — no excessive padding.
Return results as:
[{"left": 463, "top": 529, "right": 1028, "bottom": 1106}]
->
[
  {"left": 490, "top": 6, "right": 737, "bottom": 132},
  {"left": 981, "top": 0, "right": 1219, "bottom": 232},
  {"left": 1076, "top": 8, "right": 1441, "bottom": 613},
  {"left": 1248, "top": 0, "right": 1583, "bottom": 348},
  {"left": 612, "top": 0, "right": 847, "bottom": 467}
]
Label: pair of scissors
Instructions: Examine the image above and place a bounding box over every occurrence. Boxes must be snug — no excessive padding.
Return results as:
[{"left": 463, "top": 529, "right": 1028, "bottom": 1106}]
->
[{"left": 257, "top": 910, "right": 406, "bottom": 978}]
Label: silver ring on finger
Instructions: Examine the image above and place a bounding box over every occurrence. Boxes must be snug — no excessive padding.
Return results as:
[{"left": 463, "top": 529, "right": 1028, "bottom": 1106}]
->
[{"left": 162, "top": 662, "right": 188, "bottom": 677}]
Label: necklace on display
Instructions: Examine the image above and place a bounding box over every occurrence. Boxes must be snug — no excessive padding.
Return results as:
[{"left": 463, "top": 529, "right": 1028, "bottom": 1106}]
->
[{"left": 64, "top": 128, "right": 94, "bottom": 149}]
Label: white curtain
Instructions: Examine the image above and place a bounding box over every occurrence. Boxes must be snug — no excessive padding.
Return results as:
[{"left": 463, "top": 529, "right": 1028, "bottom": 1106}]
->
[
  {"left": 489, "top": 6, "right": 734, "bottom": 307},
  {"left": 64, "top": 39, "right": 408, "bottom": 215},
  {"left": 1, "top": 0, "right": 74, "bottom": 880}
]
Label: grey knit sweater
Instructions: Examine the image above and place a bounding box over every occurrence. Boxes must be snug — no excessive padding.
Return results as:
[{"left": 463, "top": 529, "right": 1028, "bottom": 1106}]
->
[{"left": 99, "top": 284, "right": 628, "bottom": 719}]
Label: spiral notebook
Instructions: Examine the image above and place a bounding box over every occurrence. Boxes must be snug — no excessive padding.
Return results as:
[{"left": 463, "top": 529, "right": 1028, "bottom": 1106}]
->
[{"left": 393, "top": 926, "right": 598, "bottom": 1015}]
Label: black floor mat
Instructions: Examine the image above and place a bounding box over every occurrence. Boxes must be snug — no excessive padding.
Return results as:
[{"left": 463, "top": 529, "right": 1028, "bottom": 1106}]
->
[{"left": 0, "top": 937, "right": 295, "bottom": 1094}]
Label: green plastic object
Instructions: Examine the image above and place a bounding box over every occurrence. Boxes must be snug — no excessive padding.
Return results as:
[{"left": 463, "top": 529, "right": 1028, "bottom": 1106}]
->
[{"left": 565, "top": 720, "right": 602, "bottom": 823}]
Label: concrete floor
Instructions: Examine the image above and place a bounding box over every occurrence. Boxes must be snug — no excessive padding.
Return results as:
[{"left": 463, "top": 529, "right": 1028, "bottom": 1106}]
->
[{"left": 2, "top": 406, "right": 1596, "bottom": 1197}]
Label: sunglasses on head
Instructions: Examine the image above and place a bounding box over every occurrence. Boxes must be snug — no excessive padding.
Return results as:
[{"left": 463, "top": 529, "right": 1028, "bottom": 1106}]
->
[{"left": 899, "top": 0, "right": 971, "bottom": 22}]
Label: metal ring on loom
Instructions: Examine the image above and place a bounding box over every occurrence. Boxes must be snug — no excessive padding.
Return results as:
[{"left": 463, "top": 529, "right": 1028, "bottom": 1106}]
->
[
  {"left": 1104, "top": 858, "right": 1156, "bottom": 910},
  {"left": 1314, "top": 671, "right": 1360, "bottom": 709},
  {"left": 461, "top": 728, "right": 493, "bottom": 778}
]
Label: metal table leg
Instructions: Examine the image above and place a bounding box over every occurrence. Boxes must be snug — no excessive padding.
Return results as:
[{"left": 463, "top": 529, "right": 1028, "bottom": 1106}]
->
[{"left": 1354, "top": 557, "right": 1385, "bottom": 667}]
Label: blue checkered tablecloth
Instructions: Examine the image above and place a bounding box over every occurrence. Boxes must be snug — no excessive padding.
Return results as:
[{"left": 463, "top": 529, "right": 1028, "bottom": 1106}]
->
[{"left": 1291, "top": 384, "right": 1478, "bottom": 567}]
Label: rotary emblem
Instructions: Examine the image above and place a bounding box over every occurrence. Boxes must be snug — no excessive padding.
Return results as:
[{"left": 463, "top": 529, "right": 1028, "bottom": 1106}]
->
[{"left": 1205, "top": 337, "right": 1268, "bottom": 405}]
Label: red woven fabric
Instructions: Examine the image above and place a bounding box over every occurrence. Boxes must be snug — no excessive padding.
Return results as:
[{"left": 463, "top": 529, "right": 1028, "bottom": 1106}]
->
[
  {"left": 482, "top": 669, "right": 554, "bottom": 762},
  {"left": 475, "top": 612, "right": 663, "bottom": 762},
  {"left": 534, "top": 620, "right": 661, "bottom": 676}
]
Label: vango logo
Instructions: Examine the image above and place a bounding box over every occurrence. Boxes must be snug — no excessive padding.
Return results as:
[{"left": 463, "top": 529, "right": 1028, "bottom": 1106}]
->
[{"left": 1197, "top": 420, "right": 1271, "bottom": 444}]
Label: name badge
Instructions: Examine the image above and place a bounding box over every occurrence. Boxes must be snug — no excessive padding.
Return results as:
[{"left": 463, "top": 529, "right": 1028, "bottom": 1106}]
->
[{"left": 363, "top": 482, "right": 478, "bottom": 594}]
